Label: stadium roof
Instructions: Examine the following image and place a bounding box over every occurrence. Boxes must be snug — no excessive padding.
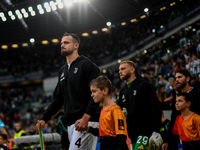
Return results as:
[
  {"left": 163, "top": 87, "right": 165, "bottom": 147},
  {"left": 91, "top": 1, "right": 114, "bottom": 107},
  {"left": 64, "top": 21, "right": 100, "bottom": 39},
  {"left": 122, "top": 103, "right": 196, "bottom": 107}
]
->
[{"left": 0, "top": 0, "right": 174, "bottom": 44}]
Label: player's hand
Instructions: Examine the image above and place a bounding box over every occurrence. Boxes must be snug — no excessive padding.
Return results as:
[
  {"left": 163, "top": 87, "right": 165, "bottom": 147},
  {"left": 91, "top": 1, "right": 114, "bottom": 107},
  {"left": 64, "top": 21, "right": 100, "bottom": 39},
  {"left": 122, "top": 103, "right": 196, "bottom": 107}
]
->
[
  {"left": 75, "top": 114, "right": 90, "bottom": 132},
  {"left": 161, "top": 143, "right": 168, "bottom": 150},
  {"left": 36, "top": 120, "right": 45, "bottom": 133},
  {"left": 149, "top": 132, "right": 163, "bottom": 148}
]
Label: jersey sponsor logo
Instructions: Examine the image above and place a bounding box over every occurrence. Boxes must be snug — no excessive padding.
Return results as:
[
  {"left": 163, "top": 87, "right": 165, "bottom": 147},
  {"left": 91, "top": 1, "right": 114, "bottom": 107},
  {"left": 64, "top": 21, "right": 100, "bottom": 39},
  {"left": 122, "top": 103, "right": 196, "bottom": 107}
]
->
[
  {"left": 74, "top": 68, "right": 78, "bottom": 74},
  {"left": 133, "top": 90, "right": 137, "bottom": 96},
  {"left": 138, "top": 145, "right": 144, "bottom": 149},
  {"left": 118, "top": 119, "right": 125, "bottom": 131},
  {"left": 60, "top": 72, "right": 65, "bottom": 81}
]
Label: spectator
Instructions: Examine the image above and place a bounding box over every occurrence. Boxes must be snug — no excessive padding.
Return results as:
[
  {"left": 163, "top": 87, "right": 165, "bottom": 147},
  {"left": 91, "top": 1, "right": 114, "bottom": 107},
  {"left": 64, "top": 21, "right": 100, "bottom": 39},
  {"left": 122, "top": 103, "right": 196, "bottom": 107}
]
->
[
  {"left": 0, "top": 134, "right": 9, "bottom": 150},
  {"left": 0, "top": 120, "right": 8, "bottom": 139},
  {"left": 157, "top": 85, "right": 172, "bottom": 110},
  {"left": 12, "top": 122, "right": 26, "bottom": 149},
  {"left": 165, "top": 77, "right": 175, "bottom": 95},
  {"left": 156, "top": 74, "right": 168, "bottom": 88}
]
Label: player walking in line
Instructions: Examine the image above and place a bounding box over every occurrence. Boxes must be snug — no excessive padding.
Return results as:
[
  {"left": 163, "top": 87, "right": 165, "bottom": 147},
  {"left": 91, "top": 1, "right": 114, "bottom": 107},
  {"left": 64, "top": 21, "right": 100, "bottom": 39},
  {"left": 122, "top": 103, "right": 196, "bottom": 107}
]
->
[
  {"left": 118, "top": 60, "right": 163, "bottom": 150},
  {"left": 88, "top": 75, "right": 130, "bottom": 150},
  {"left": 36, "top": 33, "right": 100, "bottom": 150}
]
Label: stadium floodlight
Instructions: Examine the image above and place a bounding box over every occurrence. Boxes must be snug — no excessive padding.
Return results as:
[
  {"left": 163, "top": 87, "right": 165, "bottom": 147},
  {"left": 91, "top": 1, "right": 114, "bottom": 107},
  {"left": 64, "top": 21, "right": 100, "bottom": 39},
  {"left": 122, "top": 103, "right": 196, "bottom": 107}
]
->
[
  {"left": 102, "top": 69, "right": 106, "bottom": 74},
  {"left": 1, "top": 45, "right": 8, "bottom": 50},
  {"left": 160, "top": 25, "right": 164, "bottom": 29},
  {"left": 11, "top": 15, "right": 16, "bottom": 20},
  {"left": 2, "top": 17, "right": 6, "bottom": 22},
  {"left": 140, "top": 15, "right": 146, "bottom": 19},
  {"left": 144, "top": 50, "right": 147, "bottom": 54},
  {"left": 50, "top": 1, "right": 57, "bottom": 11},
  {"left": 52, "top": 39, "right": 59, "bottom": 43},
  {"left": 28, "top": 6, "right": 33, "bottom": 12},
  {"left": 106, "top": 22, "right": 111, "bottom": 26},
  {"left": 130, "top": 18, "right": 137, "bottom": 23},
  {"left": 42, "top": 40, "right": 49, "bottom": 45},
  {"left": 152, "top": 29, "right": 156, "bottom": 33},
  {"left": 12, "top": 44, "right": 18, "bottom": 48},
  {"left": 39, "top": 9, "right": 44, "bottom": 14},
  {"left": 118, "top": 59, "right": 121, "bottom": 63},
  {"left": 23, "top": 12, "right": 29, "bottom": 18},
  {"left": 0, "top": 12, "right": 4, "bottom": 17},
  {"left": 92, "top": 30, "right": 98, "bottom": 34},
  {"left": 121, "top": 22, "right": 126, "bottom": 26},
  {"left": 82, "top": 33, "right": 89, "bottom": 37},
  {"left": 43, "top": 2, "right": 51, "bottom": 12},
  {"left": 22, "top": 43, "right": 29, "bottom": 47},
  {"left": 17, "top": 14, "right": 23, "bottom": 19},
  {"left": 15, "top": 9, "right": 20, "bottom": 15},
  {"left": 144, "top": 8, "right": 149, "bottom": 12},
  {"left": 31, "top": 11, "right": 36, "bottom": 16},
  {"left": 21, "top": 8, "right": 26, "bottom": 13},
  {"left": 102, "top": 27, "right": 109, "bottom": 32},
  {"left": 64, "top": 0, "right": 73, "bottom": 7},
  {"left": 37, "top": 4, "right": 42, "bottom": 10},
  {"left": 73, "top": 0, "right": 79, "bottom": 3},
  {"left": 30, "top": 38, "right": 35, "bottom": 43},
  {"left": 57, "top": 0, "right": 64, "bottom": 9},
  {"left": 46, "top": 7, "right": 51, "bottom": 12},
  {"left": 8, "top": 11, "right": 13, "bottom": 16}
]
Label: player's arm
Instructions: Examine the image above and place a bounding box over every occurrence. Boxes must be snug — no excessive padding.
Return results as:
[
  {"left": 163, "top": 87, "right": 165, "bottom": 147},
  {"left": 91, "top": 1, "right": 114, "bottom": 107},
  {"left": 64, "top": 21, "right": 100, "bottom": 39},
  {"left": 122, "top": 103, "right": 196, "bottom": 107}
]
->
[
  {"left": 0, "top": 127, "right": 9, "bottom": 138},
  {"left": 113, "top": 109, "right": 129, "bottom": 150},
  {"left": 171, "top": 116, "right": 179, "bottom": 136},
  {"left": 38, "top": 70, "right": 64, "bottom": 131}
]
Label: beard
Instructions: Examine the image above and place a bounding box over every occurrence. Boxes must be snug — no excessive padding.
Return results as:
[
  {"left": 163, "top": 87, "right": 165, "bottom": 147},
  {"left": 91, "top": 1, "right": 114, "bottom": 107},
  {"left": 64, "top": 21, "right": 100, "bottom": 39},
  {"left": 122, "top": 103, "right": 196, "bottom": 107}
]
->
[
  {"left": 120, "top": 72, "right": 131, "bottom": 81},
  {"left": 61, "top": 48, "right": 74, "bottom": 56},
  {"left": 177, "top": 80, "right": 187, "bottom": 89}
]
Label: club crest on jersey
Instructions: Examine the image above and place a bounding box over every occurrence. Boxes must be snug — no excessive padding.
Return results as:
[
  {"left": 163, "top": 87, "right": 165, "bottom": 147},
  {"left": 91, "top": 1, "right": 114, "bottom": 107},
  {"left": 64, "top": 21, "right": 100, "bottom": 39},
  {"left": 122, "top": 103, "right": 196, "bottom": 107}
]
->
[
  {"left": 118, "top": 119, "right": 125, "bottom": 131},
  {"left": 133, "top": 90, "right": 137, "bottom": 96},
  {"left": 74, "top": 68, "right": 78, "bottom": 74},
  {"left": 60, "top": 73, "right": 65, "bottom": 81}
]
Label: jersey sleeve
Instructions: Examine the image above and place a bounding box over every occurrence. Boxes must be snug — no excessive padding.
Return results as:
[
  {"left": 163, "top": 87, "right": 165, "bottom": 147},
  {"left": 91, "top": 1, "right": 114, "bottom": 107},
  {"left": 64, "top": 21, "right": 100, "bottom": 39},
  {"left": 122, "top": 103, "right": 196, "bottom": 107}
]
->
[
  {"left": 172, "top": 116, "right": 179, "bottom": 136},
  {"left": 193, "top": 115, "right": 200, "bottom": 136},
  {"left": 41, "top": 70, "right": 64, "bottom": 122},
  {"left": 113, "top": 108, "right": 127, "bottom": 136}
]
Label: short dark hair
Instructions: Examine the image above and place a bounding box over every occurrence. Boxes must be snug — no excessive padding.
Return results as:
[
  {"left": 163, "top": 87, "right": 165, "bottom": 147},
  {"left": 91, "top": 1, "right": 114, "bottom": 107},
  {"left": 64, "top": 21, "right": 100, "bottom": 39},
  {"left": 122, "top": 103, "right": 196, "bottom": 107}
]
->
[
  {"left": 62, "top": 32, "right": 80, "bottom": 44},
  {"left": 90, "top": 75, "right": 112, "bottom": 95},
  {"left": 177, "top": 92, "right": 193, "bottom": 104},
  {"left": 120, "top": 60, "right": 136, "bottom": 68},
  {"left": 0, "top": 134, "right": 8, "bottom": 141},
  {"left": 176, "top": 69, "right": 191, "bottom": 79}
]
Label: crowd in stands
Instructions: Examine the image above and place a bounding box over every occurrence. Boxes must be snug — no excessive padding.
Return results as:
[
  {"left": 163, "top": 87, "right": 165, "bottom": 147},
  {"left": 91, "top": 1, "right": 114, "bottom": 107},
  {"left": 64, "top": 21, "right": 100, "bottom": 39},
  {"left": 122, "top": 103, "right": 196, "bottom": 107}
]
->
[
  {"left": 0, "top": 0, "right": 200, "bottom": 77},
  {"left": 0, "top": 0, "right": 200, "bottom": 149}
]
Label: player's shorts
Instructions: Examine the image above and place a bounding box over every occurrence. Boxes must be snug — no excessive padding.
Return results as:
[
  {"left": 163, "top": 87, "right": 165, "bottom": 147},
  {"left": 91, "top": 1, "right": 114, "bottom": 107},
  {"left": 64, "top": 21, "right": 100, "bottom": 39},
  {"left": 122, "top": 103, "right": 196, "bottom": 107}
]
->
[
  {"left": 131, "top": 135, "right": 154, "bottom": 150},
  {"left": 67, "top": 121, "right": 99, "bottom": 150}
]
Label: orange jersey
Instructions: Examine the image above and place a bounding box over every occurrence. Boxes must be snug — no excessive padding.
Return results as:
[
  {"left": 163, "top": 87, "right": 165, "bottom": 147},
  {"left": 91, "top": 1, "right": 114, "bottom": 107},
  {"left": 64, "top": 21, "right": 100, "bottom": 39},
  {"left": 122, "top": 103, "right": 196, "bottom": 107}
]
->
[
  {"left": 99, "top": 103, "right": 130, "bottom": 149},
  {"left": 172, "top": 112, "right": 200, "bottom": 141}
]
